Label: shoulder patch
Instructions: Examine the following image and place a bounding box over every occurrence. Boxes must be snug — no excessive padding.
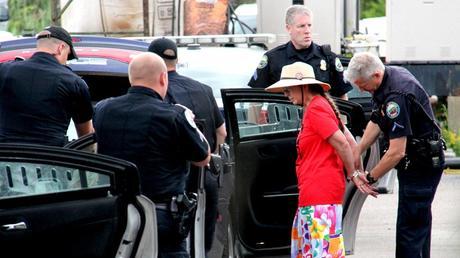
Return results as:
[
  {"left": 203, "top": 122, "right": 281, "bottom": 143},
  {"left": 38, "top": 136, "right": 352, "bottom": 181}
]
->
[
  {"left": 257, "top": 55, "right": 268, "bottom": 69},
  {"left": 175, "top": 104, "right": 197, "bottom": 129},
  {"left": 386, "top": 101, "right": 400, "bottom": 119},
  {"left": 335, "top": 57, "right": 344, "bottom": 72}
]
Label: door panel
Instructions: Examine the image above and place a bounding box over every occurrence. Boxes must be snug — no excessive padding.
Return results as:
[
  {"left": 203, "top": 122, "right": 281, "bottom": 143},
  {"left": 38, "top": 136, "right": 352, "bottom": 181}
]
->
[
  {"left": 235, "top": 138, "right": 297, "bottom": 250},
  {"left": 0, "top": 144, "right": 140, "bottom": 258}
]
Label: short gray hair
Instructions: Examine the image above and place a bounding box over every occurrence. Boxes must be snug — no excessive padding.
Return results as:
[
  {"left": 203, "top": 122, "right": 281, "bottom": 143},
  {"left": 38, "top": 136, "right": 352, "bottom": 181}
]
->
[
  {"left": 36, "top": 30, "right": 63, "bottom": 48},
  {"left": 344, "top": 52, "right": 385, "bottom": 84},
  {"left": 285, "top": 5, "right": 312, "bottom": 25}
]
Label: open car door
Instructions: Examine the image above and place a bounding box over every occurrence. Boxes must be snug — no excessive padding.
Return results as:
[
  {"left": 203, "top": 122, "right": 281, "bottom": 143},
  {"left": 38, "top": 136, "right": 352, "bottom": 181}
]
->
[
  {"left": 221, "top": 88, "right": 380, "bottom": 256},
  {"left": 0, "top": 143, "right": 156, "bottom": 258}
]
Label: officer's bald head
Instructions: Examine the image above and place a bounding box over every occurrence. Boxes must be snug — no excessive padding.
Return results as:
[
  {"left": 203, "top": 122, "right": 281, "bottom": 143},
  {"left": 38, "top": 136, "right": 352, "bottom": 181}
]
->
[{"left": 128, "top": 52, "right": 168, "bottom": 98}]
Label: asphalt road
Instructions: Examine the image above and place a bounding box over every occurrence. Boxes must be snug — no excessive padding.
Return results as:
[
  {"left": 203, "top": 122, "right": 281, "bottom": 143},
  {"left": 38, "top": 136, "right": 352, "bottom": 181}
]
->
[
  {"left": 239, "top": 173, "right": 460, "bottom": 258},
  {"left": 350, "top": 173, "right": 460, "bottom": 257}
]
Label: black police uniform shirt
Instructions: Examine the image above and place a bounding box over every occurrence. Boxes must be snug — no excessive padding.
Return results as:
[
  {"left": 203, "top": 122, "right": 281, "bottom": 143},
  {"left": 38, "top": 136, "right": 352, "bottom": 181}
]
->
[
  {"left": 0, "top": 52, "right": 93, "bottom": 146},
  {"left": 248, "top": 41, "right": 352, "bottom": 97},
  {"left": 165, "top": 71, "right": 224, "bottom": 152},
  {"left": 93, "top": 86, "right": 209, "bottom": 200},
  {"left": 370, "top": 66, "right": 437, "bottom": 140}
]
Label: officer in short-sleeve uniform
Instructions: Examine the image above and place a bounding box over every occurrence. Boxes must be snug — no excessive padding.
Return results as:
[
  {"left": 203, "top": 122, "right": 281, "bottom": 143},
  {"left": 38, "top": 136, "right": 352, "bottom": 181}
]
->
[
  {"left": 93, "top": 86, "right": 209, "bottom": 256},
  {"left": 370, "top": 66, "right": 444, "bottom": 257},
  {"left": 166, "top": 72, "right": 224, "bottom": 253},
  {"left": 0, "top": 26, "right": 93, "bottom": 146},
  {"left": 248, "top": 41, "right": 352, "bottom": 98},
  {"left": 148, "top": 37, "right": 226, "bottom": 255}
]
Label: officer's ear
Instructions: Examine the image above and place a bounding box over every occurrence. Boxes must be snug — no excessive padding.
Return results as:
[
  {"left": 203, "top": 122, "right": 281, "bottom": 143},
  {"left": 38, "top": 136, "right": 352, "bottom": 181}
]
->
[
  {"left": 159, "top": 71, "right": 168, "bottom": 97},
  {"left": 54, "top": 42, "right": 69, "bottom": 65},
  {"left": 160, "top": 71, "right": 168, "bottom": 87}
]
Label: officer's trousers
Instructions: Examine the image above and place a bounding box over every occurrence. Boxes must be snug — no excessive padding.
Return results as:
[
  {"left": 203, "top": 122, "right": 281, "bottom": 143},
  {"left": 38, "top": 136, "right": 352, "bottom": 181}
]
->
[
  {"left": 396, "top": 161, "right": 443, "bottom": 258},
  {"left": 156, "top": 208, "right": 189, "bottom": 258}
]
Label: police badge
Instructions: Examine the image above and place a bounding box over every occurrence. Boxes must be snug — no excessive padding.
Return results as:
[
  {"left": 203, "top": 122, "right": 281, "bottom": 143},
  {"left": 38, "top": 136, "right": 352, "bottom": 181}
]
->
[{"left": 320, "top": 59, "right": 327, "bottom": 71}]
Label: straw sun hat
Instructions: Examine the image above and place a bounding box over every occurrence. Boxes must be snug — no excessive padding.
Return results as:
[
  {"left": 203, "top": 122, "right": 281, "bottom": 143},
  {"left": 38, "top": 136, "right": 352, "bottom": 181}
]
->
[{"left": 265, "top": 62, "right": 331, "bottom": 93}]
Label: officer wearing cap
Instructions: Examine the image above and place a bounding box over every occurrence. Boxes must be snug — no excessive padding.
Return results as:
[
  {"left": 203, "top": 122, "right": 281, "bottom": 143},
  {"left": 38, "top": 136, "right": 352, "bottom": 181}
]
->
[
  {"left": 248, "top": 5, "right": 352, "bottom": 99},
  {"left": 345, "top": 52, "right": 445, "bottom": 258},
  {"left": 93, "top": 52, "right": 211, "bottom": 257},
  {"left": 0, "top": 26, "right": 93, "bottom": 146},
  {"left": 148, "top": 38, "right": 227, "bottom": 255}
]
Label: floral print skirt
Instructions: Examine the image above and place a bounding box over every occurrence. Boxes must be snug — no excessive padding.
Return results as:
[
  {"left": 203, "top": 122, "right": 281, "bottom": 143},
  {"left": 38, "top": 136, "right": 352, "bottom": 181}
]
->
[{"left": 291, "top": 204, "right": 345, "bottom": 258}]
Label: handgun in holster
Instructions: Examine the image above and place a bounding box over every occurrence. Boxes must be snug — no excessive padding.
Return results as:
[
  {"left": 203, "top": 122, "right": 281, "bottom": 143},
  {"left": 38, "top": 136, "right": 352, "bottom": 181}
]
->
[
  {"left": 406, "top": 138, "right": 445, "bottom": 169},
  {"left": 170, "top": 192, "right": 198, "bottom": 238}
]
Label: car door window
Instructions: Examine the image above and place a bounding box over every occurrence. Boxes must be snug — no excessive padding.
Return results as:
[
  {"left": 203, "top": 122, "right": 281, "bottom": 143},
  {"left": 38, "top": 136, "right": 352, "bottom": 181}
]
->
[
  {"left": 0, "top": 161, "right": 109, "bottom": 199},
  {"left": 234, "top": 101, "right": 303, "bottom": 138}
]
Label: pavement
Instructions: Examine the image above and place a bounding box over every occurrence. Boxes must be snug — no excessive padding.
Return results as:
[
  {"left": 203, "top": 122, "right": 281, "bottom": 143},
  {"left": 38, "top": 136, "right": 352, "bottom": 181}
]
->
[{"left": 350, "top": 173, "right": 460, "bottom": 257}]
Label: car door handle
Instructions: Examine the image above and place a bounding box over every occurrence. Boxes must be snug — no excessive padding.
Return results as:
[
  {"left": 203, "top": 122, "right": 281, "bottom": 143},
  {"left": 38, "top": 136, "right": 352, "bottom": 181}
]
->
[{"left": 2, "top": 222, "right": 27, "bottom": 231}]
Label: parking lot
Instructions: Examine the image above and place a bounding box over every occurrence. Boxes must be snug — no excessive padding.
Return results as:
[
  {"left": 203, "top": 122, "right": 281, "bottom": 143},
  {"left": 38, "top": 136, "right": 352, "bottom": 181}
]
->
[{"left": 351, "top": 173, "right": 460, "bottom": 258}]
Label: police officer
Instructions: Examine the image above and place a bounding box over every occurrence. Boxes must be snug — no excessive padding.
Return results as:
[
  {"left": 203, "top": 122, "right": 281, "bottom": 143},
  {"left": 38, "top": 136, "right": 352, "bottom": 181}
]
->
[
  {"left": 148, "top": 38, "right": 227, "bottom": 255},
  {"left": 248, "top": 5, "right": 352, "bottom": 99},
  {"left": 93, "top": 52, "right": 211, "bottom": 257},
  {"left": 0, "top": 26, "right": 93, "bottom": 146},
  {"left": 345, "top": 52, "right": 445, "bottom": 258}
]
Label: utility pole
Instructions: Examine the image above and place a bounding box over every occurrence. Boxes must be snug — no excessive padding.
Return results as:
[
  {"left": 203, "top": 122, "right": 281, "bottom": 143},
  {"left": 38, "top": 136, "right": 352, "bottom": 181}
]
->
[
  {"left": 50, "top": 0, "right": 61, "bottom": 26},
  {"left": 143, "top": 0, "right": 149, "bottom": 36}
]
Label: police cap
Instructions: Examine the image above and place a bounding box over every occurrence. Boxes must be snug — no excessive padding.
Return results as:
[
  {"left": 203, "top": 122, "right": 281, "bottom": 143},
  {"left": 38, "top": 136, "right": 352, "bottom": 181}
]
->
[
  {"left": 148, "top": 37, "right": 177, "bottom": 60},
  {"left": 36, "top": 26, "right": 78, "bottom": 60}
]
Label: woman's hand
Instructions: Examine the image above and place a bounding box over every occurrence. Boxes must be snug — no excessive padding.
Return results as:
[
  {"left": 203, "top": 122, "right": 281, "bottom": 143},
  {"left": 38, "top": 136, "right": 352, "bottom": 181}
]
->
[{"left": 352, "top": 171, "right": 379, "bottom": 198}]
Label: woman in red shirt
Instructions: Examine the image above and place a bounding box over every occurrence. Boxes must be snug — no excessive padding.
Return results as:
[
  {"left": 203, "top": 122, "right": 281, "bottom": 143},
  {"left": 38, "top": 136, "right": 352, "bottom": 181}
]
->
[{"left": 265, "top": 62, "right": 377, "bottom": 258}]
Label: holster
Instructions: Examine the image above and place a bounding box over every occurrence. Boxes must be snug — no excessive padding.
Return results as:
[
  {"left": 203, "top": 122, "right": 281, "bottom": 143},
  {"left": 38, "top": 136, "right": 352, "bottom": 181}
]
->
[
  {"left": 170, "top": 192, "right": 197, "bottom": 238},
  {"left": 402, "top": 138, "right": 445, "bottom": 170}
]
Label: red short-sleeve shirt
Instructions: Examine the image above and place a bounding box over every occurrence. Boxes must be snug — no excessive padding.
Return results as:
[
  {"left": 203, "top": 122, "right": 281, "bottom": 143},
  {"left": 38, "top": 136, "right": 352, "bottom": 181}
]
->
[{"left": 296, "top": 96, "right": 346, "bottom": 206}]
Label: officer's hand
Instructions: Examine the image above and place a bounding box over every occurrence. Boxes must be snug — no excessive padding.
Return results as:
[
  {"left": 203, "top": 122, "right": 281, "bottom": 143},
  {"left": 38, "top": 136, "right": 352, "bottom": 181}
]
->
[{"left": 353, "top": 147, "right": 364, "bottom": 172}]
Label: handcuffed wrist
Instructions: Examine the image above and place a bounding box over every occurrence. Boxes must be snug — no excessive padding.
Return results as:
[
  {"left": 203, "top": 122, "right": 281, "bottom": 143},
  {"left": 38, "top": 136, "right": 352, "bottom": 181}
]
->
[{"left": 348, "top": 170, "right": 360, "bottom": 181}]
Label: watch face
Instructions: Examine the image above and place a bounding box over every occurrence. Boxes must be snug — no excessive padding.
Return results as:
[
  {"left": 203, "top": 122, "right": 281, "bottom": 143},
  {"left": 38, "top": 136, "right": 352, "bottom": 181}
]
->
[{"left": 366, "top": 173, "right": 376, "bottom": 184}]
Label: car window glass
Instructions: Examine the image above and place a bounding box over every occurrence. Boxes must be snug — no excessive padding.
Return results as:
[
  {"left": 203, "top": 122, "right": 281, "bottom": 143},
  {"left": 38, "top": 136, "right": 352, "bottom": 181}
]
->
[
  {"left": 234, "top": 101, "right": 303, "bottom": 138},
  {"left": 0, "top": 161, "right": 109, "bottom": 200}
]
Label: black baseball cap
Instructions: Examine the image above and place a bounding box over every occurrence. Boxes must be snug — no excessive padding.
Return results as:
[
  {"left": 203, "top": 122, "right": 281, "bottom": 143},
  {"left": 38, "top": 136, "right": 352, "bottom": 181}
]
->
[
  {"left": 36, "top": 26, "right": 78, "bottom": 60},
  {"left": 148, "top": 37, "right": 177, "bottom": 60}
]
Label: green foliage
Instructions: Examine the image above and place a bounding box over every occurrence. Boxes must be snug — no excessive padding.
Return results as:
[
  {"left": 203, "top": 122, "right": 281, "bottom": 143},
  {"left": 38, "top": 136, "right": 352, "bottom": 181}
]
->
[
  {"left": 360, "top": 0, "right": 385, "bottom": 19},
  {"left": 437, "top": 103, "right": 460, "bottom": 156},
  {"left": 442, "top": 127, "right": 460, "bottom": 156},
  {"left": 7, "top": 0, "right": 51, "bottom": 35}
]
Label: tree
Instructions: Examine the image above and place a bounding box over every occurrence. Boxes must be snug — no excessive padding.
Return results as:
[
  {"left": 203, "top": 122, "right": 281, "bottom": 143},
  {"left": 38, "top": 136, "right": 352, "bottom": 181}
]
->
[
  {"left": 360, "top": 0, "right": 385, "bottom": 19},
  {"left": 7, "top": 0, "right": 51, "bottom": 35}
]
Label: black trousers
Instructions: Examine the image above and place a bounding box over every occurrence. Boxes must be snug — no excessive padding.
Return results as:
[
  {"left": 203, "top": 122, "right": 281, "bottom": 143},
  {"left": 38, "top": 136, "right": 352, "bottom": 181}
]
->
[
  {"left": 396, "top": 158, "right": 444, "bottom": 258},
  {"left": 156, "top": 209, "right": 189, "bottom": 258}
]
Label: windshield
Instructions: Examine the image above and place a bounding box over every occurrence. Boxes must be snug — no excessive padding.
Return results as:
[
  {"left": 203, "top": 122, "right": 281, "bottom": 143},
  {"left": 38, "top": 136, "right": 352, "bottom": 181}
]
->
[{"left": 176, "top": 46, "right": 264, "bottom": 99}]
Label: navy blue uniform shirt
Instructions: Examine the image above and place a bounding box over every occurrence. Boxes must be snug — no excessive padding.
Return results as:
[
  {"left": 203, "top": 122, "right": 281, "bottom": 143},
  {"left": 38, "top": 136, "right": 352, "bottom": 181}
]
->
[
  {"left": 0, "top": 52, "right": 93, "bottom": 146},
  {"left": 93, "top": 86, "right": 209, "bottom": 199},
  {"left": 371, "top": 66, "right": 438, "bottom": 140},
  {"left": 248, "top": 41, "right": 352, "bottom": 97},
  {"left": 165, "top": 71, "right": 224, "bottom": 152}
]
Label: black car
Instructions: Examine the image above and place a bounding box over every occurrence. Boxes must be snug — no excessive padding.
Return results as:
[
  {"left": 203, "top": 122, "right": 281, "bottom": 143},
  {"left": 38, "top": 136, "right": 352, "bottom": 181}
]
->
[{"left": 0, "top": 143, "right": 158, "bottom": 258}]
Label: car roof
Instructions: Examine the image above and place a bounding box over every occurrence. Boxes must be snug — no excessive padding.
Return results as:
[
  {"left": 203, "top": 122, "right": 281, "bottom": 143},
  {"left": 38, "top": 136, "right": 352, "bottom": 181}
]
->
[{"left": 0, "top": 35, "right": 148, "bottom": 65}]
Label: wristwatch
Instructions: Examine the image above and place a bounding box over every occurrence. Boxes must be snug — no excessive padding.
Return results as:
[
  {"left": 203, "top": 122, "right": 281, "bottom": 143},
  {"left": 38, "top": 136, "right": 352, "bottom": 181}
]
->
[{"left": 366, "top": 172, "right": 377, "bottom": 184}]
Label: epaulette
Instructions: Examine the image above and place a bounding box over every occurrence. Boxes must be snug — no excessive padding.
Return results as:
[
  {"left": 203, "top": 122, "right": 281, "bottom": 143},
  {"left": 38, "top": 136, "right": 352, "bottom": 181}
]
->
[{"left": 270, "top": 42, "right": 289, "bottom": 52}]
